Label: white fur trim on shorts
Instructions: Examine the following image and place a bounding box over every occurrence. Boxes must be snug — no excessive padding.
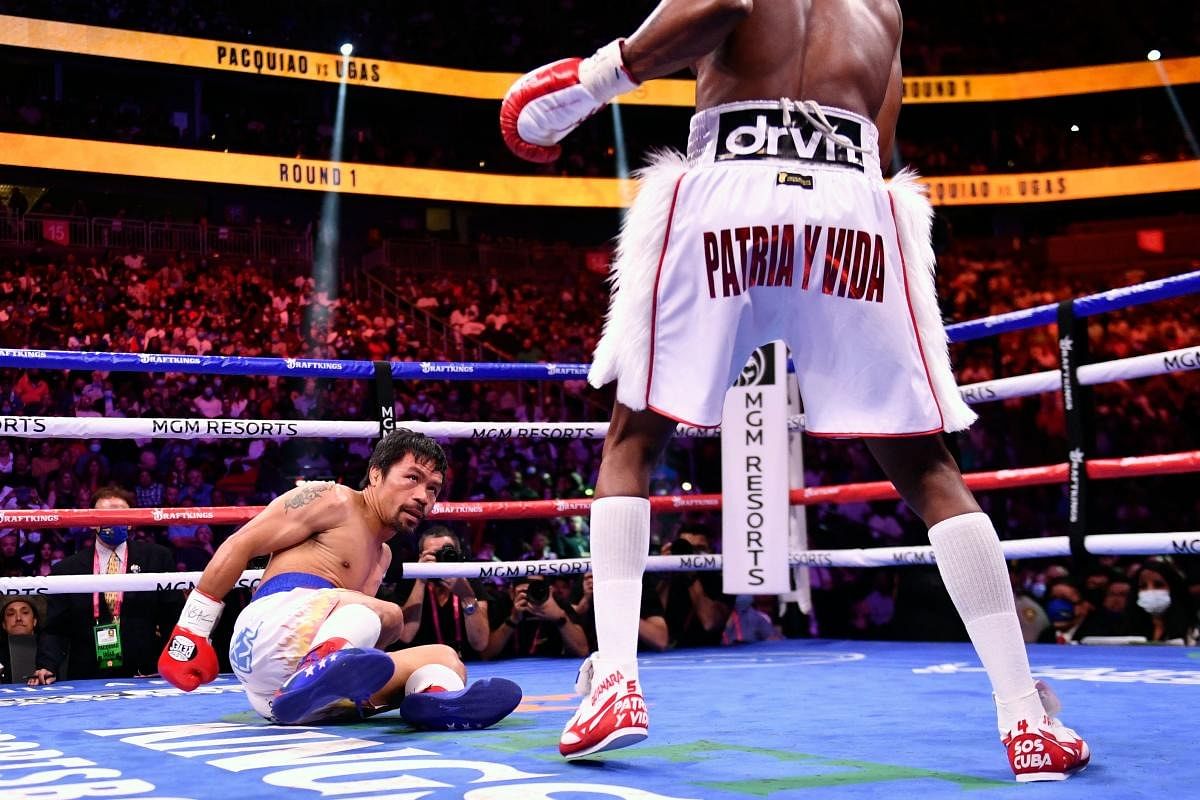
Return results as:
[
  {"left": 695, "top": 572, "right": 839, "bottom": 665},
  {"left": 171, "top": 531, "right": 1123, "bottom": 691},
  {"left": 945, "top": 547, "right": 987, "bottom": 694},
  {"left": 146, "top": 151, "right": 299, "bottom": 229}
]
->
[
  {"left": 588, "top": 149, "right": 690, "bottom": 413},
  {"left": 589, "top": 154, "right": 976, "bottom": 434},
  {"left": 886, "top": 169, "right": 977, "bottom": 432}
]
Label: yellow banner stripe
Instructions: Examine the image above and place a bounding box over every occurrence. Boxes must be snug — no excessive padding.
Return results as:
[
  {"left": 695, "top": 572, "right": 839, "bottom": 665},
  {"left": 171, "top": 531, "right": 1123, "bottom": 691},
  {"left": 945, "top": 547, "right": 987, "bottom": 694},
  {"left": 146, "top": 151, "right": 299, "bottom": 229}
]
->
[
  {"left": 1, "top": 133, "right": 1197, "bottom": 207},
  {"left": 0, "top": 133, "right": 632, "bottom": 207},
  {"left": 899, "top": 59, "right": 1200, "bottom": 104},
  {"left": 2, "top": 15, "right": 1198, "bottom": 105},
  {"left": 922, "top": 162, "right": 1200, "bottom": 206},
  {"left": 0, "top": 14, "right": 516, "bottom": 100}
]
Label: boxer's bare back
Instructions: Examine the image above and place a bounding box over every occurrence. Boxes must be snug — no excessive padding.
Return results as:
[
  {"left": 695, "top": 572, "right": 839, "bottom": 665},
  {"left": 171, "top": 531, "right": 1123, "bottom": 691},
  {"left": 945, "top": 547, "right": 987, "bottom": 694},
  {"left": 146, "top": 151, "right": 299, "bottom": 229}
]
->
[{"left": 622, "top": 0, "right": 902, "bottom": 166}]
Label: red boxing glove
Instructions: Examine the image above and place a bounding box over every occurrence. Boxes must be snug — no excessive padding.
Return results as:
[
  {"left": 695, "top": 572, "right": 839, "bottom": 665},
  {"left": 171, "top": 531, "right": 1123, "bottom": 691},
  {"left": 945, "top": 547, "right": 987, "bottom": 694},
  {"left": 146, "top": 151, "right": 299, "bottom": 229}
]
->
[
  {"left": 501, "top": 39, "right": 639, "bottom": 163},
  {"left": 158, "top": 589, "right": 224, "bottom": 692},
  {"left": 159, "top": 625, "right": 219, "bottom": 691}
]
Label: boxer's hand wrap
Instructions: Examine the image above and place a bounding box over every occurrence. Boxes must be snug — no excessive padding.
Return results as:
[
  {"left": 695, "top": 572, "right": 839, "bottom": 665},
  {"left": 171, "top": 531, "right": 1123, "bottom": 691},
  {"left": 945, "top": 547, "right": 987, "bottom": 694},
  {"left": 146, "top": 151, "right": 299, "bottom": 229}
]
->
[
  {"left": 159, "top": 589, "right": 224, "bottom": 692},
  {"left": 578, "top": 40, "right": 640, "bottom": 106},
  {"left": 500, "top": 39, "right": 639, "bottom": 163}
]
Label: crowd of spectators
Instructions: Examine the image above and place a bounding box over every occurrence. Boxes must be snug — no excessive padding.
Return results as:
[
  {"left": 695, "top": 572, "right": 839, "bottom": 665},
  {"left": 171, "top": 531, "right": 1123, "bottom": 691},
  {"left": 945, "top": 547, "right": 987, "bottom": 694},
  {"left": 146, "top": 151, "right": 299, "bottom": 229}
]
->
[{"left": 0, "top": 219, "right": 1196, "bottom": 681}]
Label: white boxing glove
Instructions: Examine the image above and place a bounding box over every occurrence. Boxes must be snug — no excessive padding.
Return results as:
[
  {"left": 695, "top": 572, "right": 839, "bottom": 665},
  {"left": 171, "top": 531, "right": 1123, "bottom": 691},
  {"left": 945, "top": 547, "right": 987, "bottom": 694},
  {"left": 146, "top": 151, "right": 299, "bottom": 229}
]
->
[{"left": 500, "top": 39, "right": 639, "bottom": 163}]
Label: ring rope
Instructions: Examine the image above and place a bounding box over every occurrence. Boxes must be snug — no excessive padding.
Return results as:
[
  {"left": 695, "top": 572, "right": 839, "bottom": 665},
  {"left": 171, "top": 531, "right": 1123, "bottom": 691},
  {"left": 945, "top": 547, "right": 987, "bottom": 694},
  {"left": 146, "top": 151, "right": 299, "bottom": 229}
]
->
[
  {"left": 0, "top": 344, "right": 1194, "bottom": 441},
  {"left": 0, "top": 450, "right": 1194, "bottom": 530},
  {"left": 0, "top": 415, "right": 804, "bottom": 441},
  {"left": 5, "top": 531, "right": 1198, "bottom": 595},
  {"left": 959, "top": 344, "right": 1199, "bottom": 405},
  {"left": 0, "top": 272, "right": 1195, "bottom": 380},
  {"left": 944, "top": 269, "right": 1200, "bottom": 342}
]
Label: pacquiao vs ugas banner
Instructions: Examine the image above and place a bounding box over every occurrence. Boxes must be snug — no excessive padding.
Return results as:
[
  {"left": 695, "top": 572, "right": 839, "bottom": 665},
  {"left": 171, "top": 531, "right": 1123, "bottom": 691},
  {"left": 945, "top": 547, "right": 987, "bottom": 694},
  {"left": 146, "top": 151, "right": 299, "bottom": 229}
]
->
[{"left": 721, "top": 341, "right": 791, "bottom": 594}]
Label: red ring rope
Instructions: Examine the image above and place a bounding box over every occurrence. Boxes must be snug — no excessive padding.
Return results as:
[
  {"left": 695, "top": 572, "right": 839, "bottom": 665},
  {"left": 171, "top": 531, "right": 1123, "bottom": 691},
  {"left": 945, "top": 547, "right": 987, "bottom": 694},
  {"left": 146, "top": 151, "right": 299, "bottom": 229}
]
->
[{"left": 1, "top": 450, "right": 1194, "bottom": 528}]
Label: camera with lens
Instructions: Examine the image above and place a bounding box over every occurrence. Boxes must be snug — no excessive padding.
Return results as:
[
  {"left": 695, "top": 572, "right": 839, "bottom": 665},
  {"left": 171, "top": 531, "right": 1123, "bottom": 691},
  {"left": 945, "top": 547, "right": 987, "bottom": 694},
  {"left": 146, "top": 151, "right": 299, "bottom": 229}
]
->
[
  {"left": 523, "top": 579, "right": 551, "bottom": 605},
  {"left": 668, "top": 536, "right": 695, "bottom": 556},
  {"left": 433, "top": 544, "right": 463, "bottom": 563}
]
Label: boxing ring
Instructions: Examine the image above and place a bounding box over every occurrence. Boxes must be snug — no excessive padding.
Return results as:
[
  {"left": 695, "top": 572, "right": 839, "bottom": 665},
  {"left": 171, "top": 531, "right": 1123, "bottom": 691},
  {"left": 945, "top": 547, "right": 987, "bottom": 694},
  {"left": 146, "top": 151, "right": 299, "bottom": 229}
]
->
[
  {"left": 3, "top": 640, "right": 1198, "bottom": 799},
  {"left": 1, "top": 270, "right": 1199, "bottom": 798}
]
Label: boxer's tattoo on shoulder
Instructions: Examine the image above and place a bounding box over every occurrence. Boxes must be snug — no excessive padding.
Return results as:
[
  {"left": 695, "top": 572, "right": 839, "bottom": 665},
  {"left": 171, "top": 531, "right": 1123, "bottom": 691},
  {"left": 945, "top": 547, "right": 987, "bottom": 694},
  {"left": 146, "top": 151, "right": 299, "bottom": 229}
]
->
[{"left": 284, "top": 481, "right": 334, "bottom": 512}]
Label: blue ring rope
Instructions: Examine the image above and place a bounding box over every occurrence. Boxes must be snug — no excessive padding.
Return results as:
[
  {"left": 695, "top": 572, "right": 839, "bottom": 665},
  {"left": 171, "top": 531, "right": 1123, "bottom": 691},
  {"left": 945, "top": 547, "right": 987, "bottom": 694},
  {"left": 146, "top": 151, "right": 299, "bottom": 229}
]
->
[
  {"left": 945, "top": 269, "right": 1200, "bottom": 343},
  {"left": 0, "top": 270, "right": 1195, "bottom": 379}
]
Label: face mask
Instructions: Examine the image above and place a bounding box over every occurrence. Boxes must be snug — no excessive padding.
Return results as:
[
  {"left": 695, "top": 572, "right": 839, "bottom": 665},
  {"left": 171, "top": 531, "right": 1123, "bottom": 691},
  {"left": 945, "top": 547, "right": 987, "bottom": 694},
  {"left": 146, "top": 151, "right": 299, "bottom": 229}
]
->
[
  {"left": 97, "top": 526, "right": 128, "bottom": 546},
  {"left": 1137, "top": 588, "right": 1171, "bottom": 615},
  {"left": 26, "top": 532, "right": 41, "bottom": 545},
  {"left": 1045, "top": 598, "right": 1076, "bottom": 624},
  {"left": 89, "top": 443, "right": 102, "bottom": 453}
]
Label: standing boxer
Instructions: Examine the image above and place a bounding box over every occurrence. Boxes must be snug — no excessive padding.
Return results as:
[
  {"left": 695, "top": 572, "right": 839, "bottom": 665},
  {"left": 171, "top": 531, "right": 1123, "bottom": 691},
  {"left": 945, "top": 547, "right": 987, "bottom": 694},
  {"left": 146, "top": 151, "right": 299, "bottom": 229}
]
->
[{"left": 501, "top": 0, "right": 1089, "bottom": 780}]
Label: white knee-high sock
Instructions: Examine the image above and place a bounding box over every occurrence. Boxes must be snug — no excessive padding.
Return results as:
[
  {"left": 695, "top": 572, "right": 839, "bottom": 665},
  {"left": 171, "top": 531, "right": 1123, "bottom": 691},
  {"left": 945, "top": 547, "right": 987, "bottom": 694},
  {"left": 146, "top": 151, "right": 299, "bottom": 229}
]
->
[
  {"left": 928, "top": 512, "right": 1043, "bottom": 727},
  {"left": 405, "top": 663, "right": 466, "bottom": 695},
  {"left": 589, "top": 496, "right": 650, "bottom": 674},
  {"left": 313, "top": 604, "right": 382, "bottom": 650}
]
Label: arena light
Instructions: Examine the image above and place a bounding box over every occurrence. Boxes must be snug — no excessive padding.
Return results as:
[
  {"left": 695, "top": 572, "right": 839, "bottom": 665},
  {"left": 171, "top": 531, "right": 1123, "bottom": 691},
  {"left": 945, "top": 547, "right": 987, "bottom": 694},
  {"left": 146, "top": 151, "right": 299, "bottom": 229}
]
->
[
  {"left": 1070, "top": 124, "right": 1080, "bottom": 132},
  {"left": 310, "top": 44, "right": 353, "bottom": 341},
  {"left": 1146, "top": 49, "right": 1200, "bottom": 157}
]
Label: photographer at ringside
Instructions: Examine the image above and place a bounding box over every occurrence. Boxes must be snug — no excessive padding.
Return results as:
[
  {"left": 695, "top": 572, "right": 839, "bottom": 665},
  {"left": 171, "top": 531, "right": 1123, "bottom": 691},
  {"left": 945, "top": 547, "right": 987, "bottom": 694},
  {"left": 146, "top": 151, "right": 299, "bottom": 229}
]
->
[
  {"left": 482, "top": 575, "right": 590, "bottom": 660},
  {"left": 396, "top": 527, "right": 491, "bottom": 659},
  {"left": 656, "top": 523, "right": 731, "bottom": 648}
]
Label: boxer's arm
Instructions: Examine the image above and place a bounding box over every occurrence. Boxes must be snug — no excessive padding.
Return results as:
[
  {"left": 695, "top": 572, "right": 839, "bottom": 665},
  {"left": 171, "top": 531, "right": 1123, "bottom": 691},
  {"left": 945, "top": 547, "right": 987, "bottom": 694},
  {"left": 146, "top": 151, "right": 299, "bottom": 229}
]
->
[
  {"left": 876, "top": 44, "right": 903, "bottom": 172},
  {"left": 621, "top": 0, "right": 754, "bottom": 82},
  {"left": 502, "top": 0, "right": 751, "bottom": 162},
  {"left": 196, "top": 482, "right": 347, "bottom": 600}
]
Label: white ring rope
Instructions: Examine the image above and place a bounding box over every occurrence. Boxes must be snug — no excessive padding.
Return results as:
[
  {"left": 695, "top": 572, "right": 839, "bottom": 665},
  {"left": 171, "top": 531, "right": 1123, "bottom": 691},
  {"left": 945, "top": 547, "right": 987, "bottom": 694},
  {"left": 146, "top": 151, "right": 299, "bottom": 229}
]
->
[
  {"left": 0, "top": 415, "right": 804, "bottom": 441},
  {"left": 0, "top": 345, "right": 1192, "bottom": 440},
  {"left": 958, "top": 345, "right": 1199, "bottom": 405},
  {"left": 4, "top": 532, "right": 1196, "bottom": 594}
]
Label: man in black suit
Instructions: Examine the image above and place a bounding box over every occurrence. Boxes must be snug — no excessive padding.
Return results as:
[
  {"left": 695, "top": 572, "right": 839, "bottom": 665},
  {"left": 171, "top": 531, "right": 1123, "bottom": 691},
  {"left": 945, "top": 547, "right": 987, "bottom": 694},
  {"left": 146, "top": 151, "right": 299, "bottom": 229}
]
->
[{"left": 29, "top": 486, "right": 179, "bottom": 683}]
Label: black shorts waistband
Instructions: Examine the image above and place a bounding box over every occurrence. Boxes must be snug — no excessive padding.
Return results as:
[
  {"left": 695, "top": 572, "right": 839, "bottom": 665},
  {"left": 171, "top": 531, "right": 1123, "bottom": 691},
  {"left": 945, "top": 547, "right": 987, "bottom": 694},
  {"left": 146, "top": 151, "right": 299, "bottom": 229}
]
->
[
  {"left": 687, "top": 100, "right": 881, "bottom": 179},
  {"left": 714, "top": 107, "right": 867, "bottom": 170}
]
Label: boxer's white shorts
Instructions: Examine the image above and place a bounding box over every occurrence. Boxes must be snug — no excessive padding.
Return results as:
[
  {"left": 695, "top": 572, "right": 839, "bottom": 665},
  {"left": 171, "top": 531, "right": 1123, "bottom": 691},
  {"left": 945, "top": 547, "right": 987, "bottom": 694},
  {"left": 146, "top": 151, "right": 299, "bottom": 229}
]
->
[
  {"left": 229, "top": 585, "right": 341, "bottom": 719},
  {"left": 589, "top": 101, "right": 976, "bottom": 436}
]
